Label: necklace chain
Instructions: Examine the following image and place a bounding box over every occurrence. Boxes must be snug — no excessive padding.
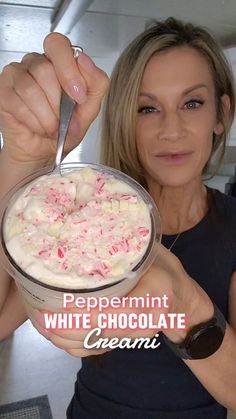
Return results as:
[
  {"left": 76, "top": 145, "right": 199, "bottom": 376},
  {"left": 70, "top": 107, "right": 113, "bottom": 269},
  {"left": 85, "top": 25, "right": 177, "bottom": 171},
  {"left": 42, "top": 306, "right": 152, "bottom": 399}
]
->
[{"left": 168, "top": 232, "right": 182, "bottom": 251}]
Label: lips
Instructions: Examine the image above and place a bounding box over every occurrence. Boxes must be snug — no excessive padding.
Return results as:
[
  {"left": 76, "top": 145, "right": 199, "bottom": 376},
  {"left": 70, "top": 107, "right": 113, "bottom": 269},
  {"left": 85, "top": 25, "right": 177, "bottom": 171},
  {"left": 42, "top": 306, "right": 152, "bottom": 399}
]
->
[
  {"left": 156, "top": 151, "right": 193, "bottom": 157},
  {"left": 155, "top": 151, "right": 194, "bottom": 164}
]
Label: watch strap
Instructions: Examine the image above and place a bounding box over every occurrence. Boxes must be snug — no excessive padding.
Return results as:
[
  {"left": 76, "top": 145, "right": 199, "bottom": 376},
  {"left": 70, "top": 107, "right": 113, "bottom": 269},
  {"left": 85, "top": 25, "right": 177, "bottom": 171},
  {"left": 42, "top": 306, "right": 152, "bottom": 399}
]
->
[{"left": 163, "top": 303, "right": 226, "bottom": 360}]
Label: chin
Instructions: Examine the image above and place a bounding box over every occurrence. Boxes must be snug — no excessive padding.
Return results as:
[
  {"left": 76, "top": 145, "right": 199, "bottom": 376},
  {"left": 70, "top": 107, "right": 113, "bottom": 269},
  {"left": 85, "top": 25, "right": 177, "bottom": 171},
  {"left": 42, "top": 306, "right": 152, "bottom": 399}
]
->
[{"left": 150, "top": 171, "right": 200, "bottom": 188}]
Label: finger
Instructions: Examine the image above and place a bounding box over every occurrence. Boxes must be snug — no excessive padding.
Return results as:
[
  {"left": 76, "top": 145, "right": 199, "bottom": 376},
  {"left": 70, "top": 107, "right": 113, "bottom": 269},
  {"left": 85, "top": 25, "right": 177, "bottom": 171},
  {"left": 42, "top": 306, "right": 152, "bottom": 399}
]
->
[
  {"left": 0, "top": 112, "right": 58, "bottom": 164},
  {"left": 39, "top": 305, "right": 101, "bottom": 341},
  {"left": 30, "top": 320, "right": 51, "bottom": 340},
  {"left": 31, "top": 318, "right": 85, "bottom": 349},
  {"left": 11, "top": 63, "right": 58, "bottom": 137},
  {"left": 76, "top": 52, "right": 109, "bottom": 98},
  {"left": 101, "top": 325, "right": 157, "bottom": 340},
  {"left": 0, "top": 87, "right": 46, "bottom": 136},
  {"left": 43, "top": 32, "right": 87, "bottom": 104},
  {"left": 49, "top": 332, "right": 84, "bottom": 350},
  {"left": 22, "top": 53, "right": 61, "bottom": 119},
  {"left": 48, "top": 327, "right": 108, "bottom": 351},
  {"left": 67, "top": 54, "right": 109, "bottom": 139},
  {"left": 48, "top": 327, "right": 90, "bottom": 342},
  {"left": 66, "top": 347, "right": 110, "bottom": 357}
]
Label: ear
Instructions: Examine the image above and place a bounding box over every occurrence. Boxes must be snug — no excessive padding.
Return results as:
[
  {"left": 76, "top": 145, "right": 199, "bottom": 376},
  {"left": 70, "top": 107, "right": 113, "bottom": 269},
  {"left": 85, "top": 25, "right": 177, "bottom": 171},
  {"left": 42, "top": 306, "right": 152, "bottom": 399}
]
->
[{"left": 213, "top": 94, "right": 231, "bottom": 135}]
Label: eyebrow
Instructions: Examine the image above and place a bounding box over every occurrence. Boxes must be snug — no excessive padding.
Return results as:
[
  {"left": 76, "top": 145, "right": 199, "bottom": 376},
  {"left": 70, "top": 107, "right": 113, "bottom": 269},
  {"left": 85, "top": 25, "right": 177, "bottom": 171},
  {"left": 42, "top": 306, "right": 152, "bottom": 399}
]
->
[{"left": 139, "top": 83, "right": 208, "bottom": 100}]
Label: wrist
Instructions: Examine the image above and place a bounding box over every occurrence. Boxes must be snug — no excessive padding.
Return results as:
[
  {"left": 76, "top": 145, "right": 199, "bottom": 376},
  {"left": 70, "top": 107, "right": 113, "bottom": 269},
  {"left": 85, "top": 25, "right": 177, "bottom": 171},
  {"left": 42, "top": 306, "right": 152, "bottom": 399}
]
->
[
  {"left": 165, "top": 278, "right": 214, "bottom": 343},
  {"left": 163, "top": 302, "right": 226, "bottom": 360}
]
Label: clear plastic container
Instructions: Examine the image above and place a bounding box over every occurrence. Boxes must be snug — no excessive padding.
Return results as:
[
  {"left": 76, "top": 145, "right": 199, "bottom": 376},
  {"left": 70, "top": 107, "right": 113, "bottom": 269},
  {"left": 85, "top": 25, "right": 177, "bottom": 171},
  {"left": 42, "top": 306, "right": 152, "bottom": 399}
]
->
[{"left": 0, "top": 162, "right": 162, "bottom": 312}]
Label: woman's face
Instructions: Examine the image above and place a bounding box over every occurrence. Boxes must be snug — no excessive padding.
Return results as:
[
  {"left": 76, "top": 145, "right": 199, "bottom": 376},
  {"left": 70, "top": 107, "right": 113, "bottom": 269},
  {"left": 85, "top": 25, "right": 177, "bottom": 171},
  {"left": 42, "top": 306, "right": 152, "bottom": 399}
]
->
[{"left": 136, "top": 46, "right": 223, "bottom": 188}]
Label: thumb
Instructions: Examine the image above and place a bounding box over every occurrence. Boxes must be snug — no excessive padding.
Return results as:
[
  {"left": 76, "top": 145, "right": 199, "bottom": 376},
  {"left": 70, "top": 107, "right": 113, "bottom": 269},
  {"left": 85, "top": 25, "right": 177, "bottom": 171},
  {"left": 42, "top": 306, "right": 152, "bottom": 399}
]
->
[{"left": 76, "top": 52, "right": 110, "bottom": 98}]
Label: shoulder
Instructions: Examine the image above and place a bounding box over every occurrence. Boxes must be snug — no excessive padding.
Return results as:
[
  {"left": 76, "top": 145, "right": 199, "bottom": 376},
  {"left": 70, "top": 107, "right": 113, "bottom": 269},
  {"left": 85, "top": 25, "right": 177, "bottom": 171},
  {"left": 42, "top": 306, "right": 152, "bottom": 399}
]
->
[{"left": 209, "top": 187, "right": 236, "bottom": 221}]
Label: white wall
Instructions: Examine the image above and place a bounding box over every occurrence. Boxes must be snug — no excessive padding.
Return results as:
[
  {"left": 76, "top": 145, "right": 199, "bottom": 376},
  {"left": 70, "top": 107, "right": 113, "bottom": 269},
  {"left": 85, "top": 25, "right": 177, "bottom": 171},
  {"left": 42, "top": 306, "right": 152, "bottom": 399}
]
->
[{"left": 225, "top": 47, "right": 236, "bottom": 147}]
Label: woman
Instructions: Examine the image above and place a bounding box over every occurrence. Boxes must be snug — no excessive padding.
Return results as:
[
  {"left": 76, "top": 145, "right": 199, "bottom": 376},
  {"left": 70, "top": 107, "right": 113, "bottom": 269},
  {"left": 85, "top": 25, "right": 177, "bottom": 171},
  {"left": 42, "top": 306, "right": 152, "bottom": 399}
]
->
[{"left": 0, "top": 17, "right": 236, "bottom": 419}]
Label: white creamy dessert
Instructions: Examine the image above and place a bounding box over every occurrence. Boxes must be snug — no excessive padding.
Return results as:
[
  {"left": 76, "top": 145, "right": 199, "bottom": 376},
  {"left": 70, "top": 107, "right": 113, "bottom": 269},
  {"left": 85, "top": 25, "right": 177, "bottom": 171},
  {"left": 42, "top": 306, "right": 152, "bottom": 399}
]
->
[{"left": 4, "top": 167, "right": 152, "bottom": 289}]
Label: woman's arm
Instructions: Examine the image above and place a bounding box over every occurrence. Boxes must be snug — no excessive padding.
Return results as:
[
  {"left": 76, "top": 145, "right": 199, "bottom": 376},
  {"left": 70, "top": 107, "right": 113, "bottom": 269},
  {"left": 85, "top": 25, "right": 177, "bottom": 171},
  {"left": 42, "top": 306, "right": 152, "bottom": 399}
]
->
[
  {"left": 0, "top": 265, "right": 11, "bottom": 311},
  {"left": 184, "top": 325, "right": 236, "bottom": 411},
  {"left": 165, "top": 270, "right": 236, "bottom": 412},
  {"left": 38, "top": 246, "right": 236, "bottom": 411},
  {"left": 0, "top": 156, "right": 33, "bottom": 341},
  {"left": 0, "top": 268, "right": 27, "bottom": 341}
]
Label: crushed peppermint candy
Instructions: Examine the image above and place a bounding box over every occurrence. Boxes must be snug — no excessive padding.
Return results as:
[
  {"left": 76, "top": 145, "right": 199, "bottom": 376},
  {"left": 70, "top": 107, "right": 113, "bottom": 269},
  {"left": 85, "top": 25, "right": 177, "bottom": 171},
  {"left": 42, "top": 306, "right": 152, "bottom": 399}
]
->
[{"left": 4, "top": 167, "right": 152, "bottom": 288}]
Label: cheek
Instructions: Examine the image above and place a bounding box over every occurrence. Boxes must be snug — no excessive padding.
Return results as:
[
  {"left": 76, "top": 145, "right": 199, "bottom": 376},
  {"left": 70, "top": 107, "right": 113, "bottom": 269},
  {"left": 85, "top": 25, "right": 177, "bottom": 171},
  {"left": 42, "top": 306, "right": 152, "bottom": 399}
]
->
[
  {"left": 136, "top": 135, "right": 150, "bottom": 167},
  {"left": 135, "top": 121, "right": 154, "bottom": 159},
  {"left": 196, "top": 121, "right": 215, "bottom": 156},
  {"left": 196, "top": 140, "right": 213, "bottom": 171},
  {"left": 135, "top": 109, "right": 216, "bottom": 166}
]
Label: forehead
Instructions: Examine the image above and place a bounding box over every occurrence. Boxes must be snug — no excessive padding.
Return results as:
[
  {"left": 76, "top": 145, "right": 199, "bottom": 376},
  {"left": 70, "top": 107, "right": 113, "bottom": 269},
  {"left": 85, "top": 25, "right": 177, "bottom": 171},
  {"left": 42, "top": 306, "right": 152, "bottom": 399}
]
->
[{"left": 141, "top": 46, "right": 214, "bottom": 90}]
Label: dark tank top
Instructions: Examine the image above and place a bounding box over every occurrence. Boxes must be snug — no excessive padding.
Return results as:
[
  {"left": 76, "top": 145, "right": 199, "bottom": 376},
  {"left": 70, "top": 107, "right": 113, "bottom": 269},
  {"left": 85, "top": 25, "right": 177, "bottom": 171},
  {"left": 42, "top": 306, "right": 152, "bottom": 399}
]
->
[{"left": 67, "top": 188, "right": 236, "bottom": 419}]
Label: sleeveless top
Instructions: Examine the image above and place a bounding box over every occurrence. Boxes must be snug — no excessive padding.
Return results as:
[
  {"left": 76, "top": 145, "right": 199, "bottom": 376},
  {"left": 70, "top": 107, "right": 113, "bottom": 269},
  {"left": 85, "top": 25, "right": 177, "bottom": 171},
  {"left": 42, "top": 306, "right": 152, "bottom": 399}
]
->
[{"left": 67, "top": 188, "right": 236, "bottom": 419}]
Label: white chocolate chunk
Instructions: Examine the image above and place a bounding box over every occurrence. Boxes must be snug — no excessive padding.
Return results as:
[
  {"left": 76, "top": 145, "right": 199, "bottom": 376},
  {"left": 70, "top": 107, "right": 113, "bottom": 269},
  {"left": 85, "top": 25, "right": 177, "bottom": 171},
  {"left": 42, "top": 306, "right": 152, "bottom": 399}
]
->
[{"left": 4, "top": 167, "right": 151, "bottom": 289}]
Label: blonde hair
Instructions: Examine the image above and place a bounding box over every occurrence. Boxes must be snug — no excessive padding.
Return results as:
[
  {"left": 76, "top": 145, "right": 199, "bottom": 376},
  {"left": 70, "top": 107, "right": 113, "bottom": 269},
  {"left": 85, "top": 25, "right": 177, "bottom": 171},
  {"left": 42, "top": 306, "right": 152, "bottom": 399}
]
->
[{"left": 100, "top": 17, "right": 235, "bottom": 187}]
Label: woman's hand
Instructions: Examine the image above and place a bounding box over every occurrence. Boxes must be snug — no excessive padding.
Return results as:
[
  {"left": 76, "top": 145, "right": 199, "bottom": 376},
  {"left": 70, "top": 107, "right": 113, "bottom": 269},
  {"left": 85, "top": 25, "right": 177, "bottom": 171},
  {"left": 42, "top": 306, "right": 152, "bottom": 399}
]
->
[
  {"left": 0, "top": 32, "right": 109, "bottom": 168},
  {"left": 31, "top": 244, "right": 213, "bottom": 357}
]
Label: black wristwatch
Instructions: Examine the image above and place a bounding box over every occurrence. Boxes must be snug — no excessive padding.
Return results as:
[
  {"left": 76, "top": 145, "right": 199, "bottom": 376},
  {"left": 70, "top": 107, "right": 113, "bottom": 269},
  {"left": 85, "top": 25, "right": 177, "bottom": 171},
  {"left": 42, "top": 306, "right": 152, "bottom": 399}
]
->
[{"left": 163, "top": 303, "right": 226, "bottom": 360}]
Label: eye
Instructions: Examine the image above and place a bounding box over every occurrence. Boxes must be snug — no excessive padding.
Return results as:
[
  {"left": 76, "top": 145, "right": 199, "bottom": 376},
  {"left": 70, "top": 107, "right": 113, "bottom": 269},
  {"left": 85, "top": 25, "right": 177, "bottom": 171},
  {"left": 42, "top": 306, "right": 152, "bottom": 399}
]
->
[
  {"left": 184, "top": 100, "right": 203, "bottom": 109},
  {"left": 138, "top": 106, "right": 157, "bottom": 114}
]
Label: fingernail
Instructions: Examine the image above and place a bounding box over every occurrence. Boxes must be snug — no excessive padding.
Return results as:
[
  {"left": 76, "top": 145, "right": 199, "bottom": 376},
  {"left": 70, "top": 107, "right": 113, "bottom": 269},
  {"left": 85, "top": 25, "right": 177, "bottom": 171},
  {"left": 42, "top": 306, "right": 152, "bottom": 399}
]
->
[
  {"left": 36, "top": 324, "right": 51, "bottom": 338},
  {"left": 36, "top": 311, "right": 46, "bottom": 328},
  {"left": 77, "top": 53, "right": 96, "bottom": 73},
  {"left": 31, "top": 308, "right": 47, "bottom": 329},
  {"left": 68, "top": 81, "right": 87, "bottom": 104}
]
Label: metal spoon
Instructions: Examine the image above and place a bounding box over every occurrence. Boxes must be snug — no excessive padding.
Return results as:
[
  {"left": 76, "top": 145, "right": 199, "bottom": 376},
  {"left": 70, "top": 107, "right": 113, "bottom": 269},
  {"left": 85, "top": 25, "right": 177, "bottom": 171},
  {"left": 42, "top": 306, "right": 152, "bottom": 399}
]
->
[{"left": 53, "top": 45, "right": 83, "bottom": 173}]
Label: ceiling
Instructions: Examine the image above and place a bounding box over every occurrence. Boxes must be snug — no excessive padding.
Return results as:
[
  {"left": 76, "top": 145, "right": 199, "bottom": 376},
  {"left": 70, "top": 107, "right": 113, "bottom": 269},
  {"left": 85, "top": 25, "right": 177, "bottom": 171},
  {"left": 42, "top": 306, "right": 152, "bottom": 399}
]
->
[{"left": 0, "top": 0, "right": 236, "bottom": 73}]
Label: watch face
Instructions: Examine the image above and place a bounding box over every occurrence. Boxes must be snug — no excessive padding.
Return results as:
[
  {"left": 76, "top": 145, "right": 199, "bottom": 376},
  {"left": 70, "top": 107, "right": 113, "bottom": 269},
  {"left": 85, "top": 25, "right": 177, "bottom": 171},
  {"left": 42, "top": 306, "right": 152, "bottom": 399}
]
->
[{"left": 187, "top": 325, "right": 224, "bottom": 359}]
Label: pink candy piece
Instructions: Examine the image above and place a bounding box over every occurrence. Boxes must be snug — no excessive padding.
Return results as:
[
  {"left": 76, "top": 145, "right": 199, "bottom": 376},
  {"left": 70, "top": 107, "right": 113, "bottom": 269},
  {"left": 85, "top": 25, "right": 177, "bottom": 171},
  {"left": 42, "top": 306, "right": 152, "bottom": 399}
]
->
[
  {"left": 57, "top": 247, "right": 65, "bottom": 259},
  {"left": 97, "top": 182, "right": 105, "bottom": 194},
  {"left": 13, "top": 171, "right": 150, "bottom": 280},
  {"left": 138, "top": 227, "right": 149, "bottom": 237}
]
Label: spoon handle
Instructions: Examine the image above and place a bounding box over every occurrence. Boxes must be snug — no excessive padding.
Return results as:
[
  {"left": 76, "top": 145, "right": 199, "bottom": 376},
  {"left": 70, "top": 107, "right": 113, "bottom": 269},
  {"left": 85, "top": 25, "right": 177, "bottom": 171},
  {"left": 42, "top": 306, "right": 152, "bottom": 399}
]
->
[
  {"left": 54, "top": 91, "right": 75, "bottom": 169},
  {"left": 54, "top": 45, "right": 83, "bottom": 172}
]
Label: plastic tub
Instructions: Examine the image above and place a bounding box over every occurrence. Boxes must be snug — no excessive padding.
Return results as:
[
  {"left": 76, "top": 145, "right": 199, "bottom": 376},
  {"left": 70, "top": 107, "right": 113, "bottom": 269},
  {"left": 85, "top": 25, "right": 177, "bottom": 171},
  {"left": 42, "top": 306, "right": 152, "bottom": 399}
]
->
[{"left": 0, "top": 162, "right": 161, "bottom": 312}]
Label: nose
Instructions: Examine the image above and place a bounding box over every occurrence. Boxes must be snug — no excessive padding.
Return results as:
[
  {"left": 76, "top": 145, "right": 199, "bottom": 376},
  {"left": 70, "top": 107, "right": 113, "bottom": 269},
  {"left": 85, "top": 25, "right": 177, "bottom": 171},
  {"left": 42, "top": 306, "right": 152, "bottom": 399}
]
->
[{"left": 159, "top": 111, "right": 184, "bottom": 142}]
